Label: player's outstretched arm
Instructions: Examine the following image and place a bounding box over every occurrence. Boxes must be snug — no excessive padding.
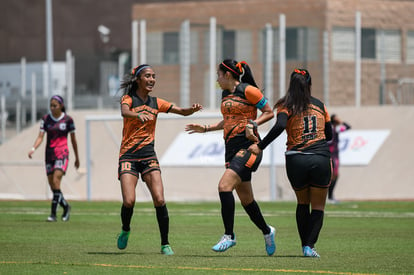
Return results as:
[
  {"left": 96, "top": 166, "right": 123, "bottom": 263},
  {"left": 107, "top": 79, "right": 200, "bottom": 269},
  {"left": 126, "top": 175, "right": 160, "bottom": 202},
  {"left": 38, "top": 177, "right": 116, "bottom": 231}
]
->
[{"left": 170, "top": 103, "right": 203, "bottom": 116}]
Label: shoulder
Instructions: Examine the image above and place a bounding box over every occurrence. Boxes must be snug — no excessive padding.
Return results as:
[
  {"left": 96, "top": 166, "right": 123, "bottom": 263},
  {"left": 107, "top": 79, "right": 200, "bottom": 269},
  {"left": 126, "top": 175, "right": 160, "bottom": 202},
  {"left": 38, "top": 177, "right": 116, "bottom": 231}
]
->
[
  {"left": 121, "top": 94, "right": 132, "bottom": 104},
  {"left": 310, "top": 97, "right": 326, "bottom": 110}
]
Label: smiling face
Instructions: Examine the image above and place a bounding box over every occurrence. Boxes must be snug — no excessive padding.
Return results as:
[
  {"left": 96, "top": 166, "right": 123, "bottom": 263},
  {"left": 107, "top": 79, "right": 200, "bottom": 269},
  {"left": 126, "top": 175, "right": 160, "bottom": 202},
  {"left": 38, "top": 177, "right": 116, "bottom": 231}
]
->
[{"left": 136, "top": 67, "right": 156, "bottom": 93}]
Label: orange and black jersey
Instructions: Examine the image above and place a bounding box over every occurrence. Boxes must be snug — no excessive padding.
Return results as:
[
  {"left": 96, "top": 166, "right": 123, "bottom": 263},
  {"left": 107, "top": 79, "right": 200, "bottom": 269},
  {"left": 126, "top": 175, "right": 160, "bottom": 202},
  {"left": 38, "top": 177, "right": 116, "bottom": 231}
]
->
[
  {"left": 119, "top": 94, "right": 173, "bottom": 160},
  {"left": 221, "top": 83, "right": 268, "bottom": 161},
  {"left": 258, "top": 96, "right": 332, "bottom": 157}
]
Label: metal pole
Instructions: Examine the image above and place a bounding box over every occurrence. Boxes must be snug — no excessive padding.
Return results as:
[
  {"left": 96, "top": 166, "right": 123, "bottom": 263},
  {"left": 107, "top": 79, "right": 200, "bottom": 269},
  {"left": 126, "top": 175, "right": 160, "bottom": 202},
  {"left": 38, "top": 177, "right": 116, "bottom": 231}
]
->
[
  {"left": 180, "top": 20, "right": 190, "bottom": 107},
  {"left": 279, "top": 14, "right": 286, "bottom": 98},
  {"left": 86, "top": 119, "right": 92, "bottom": 201},
  {"left": 380, "top": 30, "right": 386, "bottom": 105},
  {"left": 209, "top": 17, "right": 217, "bottom": 110},
  {"left": 66, "top": 50, "right": 73, "bottom": 111},
  {"left": 323, "top": 31, "right": 330, "bottom": 106},
  {"left": 265, "top": 23, "right": 277, "bottom": 201},
  {"left": 355, "top": 11, "right": 361, "bottom": 107},
  {"left": 31, "top": 73, "right": 37, "bottom": 125},
  {"left": 139, "top": 20, "right": 146, "bottom": 65},
  {"left": 46, "top": 0, "right": 54, "bottom": 98},
  {"left": 132, "top": 20, "right": 138, "bottom": 68},
  {"left": 1, "top": 95, "right": 5, "bottom": 143},
  {"left": 21, "top": 57, "right": 26, "bottom": 98}
]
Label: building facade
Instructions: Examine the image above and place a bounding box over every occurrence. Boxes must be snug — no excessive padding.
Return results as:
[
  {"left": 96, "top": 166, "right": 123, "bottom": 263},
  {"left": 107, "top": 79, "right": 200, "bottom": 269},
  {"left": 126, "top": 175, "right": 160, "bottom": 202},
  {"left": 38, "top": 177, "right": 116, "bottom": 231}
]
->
[{"left": 1, "top": 0, "right": 413, "bottom": 107}]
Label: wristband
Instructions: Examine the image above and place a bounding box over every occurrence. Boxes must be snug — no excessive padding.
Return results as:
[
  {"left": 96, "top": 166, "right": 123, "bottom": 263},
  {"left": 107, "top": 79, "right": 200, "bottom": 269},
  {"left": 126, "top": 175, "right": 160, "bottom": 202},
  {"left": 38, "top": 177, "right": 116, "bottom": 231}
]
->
[
  {"left": 248, "top": 120, "right": 258, "bottom": 129},
  {"left": 31, "top": 147, "right": 36, "bottom": 152}
]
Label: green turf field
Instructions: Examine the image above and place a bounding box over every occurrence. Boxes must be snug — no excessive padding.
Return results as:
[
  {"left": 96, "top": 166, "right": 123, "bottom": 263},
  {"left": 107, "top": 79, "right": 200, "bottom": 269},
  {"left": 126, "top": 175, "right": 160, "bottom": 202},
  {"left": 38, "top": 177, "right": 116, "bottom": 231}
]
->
[{"left": 0, "top": 200, "right": 413, "bottom": 274}]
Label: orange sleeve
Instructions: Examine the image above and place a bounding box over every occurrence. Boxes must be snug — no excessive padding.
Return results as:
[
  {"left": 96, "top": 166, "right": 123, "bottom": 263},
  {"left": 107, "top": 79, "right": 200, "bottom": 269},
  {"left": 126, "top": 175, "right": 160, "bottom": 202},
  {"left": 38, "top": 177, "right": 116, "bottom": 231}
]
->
[
  {"left": 156, "top": 98, "right": 173, "bottom": 113},
  {"left": 121, "top": 95, "right": 132, "bottom": 107},
  {"left": 245, "top": 85, "right": 265, "bottom": 106}
]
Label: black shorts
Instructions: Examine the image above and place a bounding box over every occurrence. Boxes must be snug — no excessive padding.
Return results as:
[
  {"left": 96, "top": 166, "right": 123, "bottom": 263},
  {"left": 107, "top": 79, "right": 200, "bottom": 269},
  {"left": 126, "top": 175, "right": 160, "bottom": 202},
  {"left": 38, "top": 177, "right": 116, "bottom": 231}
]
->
[
  {"left": 285, "top": 153, "right": 331, "bottom": 190},
  {"left": 226, "top": 149, "right": 262, "bottom": 182},
  {"left": 118, "top": 156, "right": 160, "bottom": 180}
]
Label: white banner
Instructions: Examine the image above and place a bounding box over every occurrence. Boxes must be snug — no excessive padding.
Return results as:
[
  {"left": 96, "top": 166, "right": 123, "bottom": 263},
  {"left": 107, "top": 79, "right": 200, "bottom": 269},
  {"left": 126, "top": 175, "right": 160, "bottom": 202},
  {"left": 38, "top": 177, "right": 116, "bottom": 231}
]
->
[{"left": 160, "top": 130, "right": 390, "bottom": 167}]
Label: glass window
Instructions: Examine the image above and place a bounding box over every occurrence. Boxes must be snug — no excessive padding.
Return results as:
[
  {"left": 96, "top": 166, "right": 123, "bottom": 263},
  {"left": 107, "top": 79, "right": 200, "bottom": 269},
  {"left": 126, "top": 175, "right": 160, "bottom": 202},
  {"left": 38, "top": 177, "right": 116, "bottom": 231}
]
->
[
  {"left": 222, "top": 30, "right": 235, "bottom": 59},
  {"left": 362, "top": 28, "right": 376, "bottom": 59},
  {"left": 377, "top": 29, "right": 401, "bottom": 63},
  {"left": 286, "top": 28, "right": 298, "bottom": 60},
  {"left": 407, "top": 31, "right": 414, "bottom": 64},
  {"left": 163, "top": 32, "right": 179, "bottom": 64},
  {"left": 332, "top": 27, "right": 355, "bottom": 61}
]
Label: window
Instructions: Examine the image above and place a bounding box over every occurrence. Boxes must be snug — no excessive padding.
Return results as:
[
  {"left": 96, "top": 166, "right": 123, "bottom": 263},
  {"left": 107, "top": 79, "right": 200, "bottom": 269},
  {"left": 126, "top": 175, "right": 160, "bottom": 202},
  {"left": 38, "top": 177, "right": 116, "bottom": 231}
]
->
[
  {"left": 260, "top": 27, "right": 319, "bottom": 62},
  {"left": 332, "top": 27, "right": 355, "bottom": 61},
  {"left": 286, "top": 28, "right": 299, "bottom": 60},
  {"left": 377, "top": 30, "right": 401, "bottom": 63},
  {"left": 407, "top": 31, "right": 414, "bottom": 63},
  {"left": 362, "top": 28, "right": 376, "bottom": 59},
  {"left": 163, "top": 32, "right": 179, "bottom": 64},
  {"left": 222, "top": 30, "right": 235, "bottom": 59}
]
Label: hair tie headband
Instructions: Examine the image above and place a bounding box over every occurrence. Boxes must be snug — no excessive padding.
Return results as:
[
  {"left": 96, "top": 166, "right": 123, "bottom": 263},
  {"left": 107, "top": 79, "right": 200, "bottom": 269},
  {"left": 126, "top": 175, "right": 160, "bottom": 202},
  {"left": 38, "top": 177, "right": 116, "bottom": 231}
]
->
[
  {"left": 132, "top": 65, "right": 150, "bottom": 77},
  {"left": 51, "top": 95, "right": 64, "bottom": 105},
  {"left": 221, "top": 62, "right": 240, "bottom": 76}
]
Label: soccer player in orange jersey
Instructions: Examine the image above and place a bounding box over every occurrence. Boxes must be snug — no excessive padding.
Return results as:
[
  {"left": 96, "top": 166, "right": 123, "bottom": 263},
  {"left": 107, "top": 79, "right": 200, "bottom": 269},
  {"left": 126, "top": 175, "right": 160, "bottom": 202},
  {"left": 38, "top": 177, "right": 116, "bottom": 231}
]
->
[
  {"left": 186, "top": 59, "right": 276, "bottom": 256},
  {"left": 116, "top": 64, "right": 202, "bottom": 255},
  {"left": 249, "top": 69, "right": 333, "bottom": 258}
]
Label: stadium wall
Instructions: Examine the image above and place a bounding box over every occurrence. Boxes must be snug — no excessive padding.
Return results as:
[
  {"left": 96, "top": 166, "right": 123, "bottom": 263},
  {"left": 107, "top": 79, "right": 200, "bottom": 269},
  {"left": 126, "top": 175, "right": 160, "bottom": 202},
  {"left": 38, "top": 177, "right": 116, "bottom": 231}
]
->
[{"left": 0, "top": 106, "right": 413, "bottom": 202}]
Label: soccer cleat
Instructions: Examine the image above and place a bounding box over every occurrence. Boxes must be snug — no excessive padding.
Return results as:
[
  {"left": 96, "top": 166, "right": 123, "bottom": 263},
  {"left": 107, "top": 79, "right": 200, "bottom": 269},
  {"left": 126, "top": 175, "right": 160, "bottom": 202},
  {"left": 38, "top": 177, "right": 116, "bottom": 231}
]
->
[
  {"left": 46, "top": 215, "right": 57, "bottom": 222},
  {"left": 62, "top": 205, "right": 71, "bottom": 222},
  {"left": 160, "top": 244, "right": 174, "bottom": 255},
  {"left": 117, "top": 230, "right": 130, "bottom": 250},
  {"left": 303, "top": 246, "right": 320, "bottom": 258},
  {"left": 212, "top": 234, "right": 236, "bottom": 252},
  {"left": 263, "top": 225, "right": 276, "bottom": 256}
]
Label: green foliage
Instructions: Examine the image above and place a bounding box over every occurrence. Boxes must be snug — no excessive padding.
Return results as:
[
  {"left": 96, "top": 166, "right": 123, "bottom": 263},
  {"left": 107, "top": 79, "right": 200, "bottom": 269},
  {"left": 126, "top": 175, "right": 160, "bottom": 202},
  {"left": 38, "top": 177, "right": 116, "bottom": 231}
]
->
[{"left": 0, "top": 200, "right": 413, "bottom": 274}]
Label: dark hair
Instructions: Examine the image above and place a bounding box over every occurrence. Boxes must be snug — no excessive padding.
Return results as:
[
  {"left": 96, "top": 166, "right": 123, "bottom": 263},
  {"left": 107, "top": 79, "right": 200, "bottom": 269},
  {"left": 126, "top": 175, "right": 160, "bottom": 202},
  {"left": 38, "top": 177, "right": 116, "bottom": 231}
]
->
[
  {"left": 119, "top": 64, "right": 151, "bottom": 99},
  {"left": 219, "top": 59, "right": 258, "bottom": 88},
  {"left": 50, "top": 95, "right": 65, "bottom": 113},
  {"left": 274, "top": 68, "right": 312, "bottom": 116}
]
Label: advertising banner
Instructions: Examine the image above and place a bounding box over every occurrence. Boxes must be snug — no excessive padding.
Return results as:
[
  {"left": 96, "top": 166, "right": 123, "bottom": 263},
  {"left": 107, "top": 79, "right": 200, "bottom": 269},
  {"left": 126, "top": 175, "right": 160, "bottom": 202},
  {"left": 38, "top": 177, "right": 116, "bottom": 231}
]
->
[{"left": 160, "top": 130, "right": 390, "bottom": 167}]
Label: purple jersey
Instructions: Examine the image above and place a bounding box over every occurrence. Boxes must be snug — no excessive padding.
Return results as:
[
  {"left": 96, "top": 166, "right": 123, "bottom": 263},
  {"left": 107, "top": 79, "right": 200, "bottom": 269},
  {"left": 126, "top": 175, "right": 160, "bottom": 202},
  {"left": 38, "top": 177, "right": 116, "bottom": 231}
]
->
[{"left": 40, "top": 113, "right": 75, "bottom": 161}]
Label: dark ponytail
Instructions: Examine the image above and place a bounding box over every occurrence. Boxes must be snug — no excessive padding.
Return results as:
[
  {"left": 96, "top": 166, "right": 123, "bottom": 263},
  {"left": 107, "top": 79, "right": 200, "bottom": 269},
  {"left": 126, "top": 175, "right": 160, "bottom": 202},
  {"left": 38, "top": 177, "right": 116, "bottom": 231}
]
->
[{"left": 219, "top": 59, "right": 258, "bottom": 88}]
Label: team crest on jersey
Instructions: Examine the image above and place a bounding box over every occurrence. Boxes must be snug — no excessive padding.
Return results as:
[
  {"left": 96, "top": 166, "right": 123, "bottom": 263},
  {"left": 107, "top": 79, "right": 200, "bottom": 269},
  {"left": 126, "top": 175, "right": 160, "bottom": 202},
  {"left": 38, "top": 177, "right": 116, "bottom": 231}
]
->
[{"left": 59, "top": 123, "right": 67, "bottom": 131}]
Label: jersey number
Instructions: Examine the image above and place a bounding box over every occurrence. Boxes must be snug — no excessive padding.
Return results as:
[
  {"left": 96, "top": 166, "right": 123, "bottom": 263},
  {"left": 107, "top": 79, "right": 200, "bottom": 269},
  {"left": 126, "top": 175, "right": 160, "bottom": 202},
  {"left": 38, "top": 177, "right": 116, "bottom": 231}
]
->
[
  {"left": 121, "top": 162, "right": 132, "bottom": 171},
  {"left": 303, "top": 115, "right": 317, "bottom": 134}
]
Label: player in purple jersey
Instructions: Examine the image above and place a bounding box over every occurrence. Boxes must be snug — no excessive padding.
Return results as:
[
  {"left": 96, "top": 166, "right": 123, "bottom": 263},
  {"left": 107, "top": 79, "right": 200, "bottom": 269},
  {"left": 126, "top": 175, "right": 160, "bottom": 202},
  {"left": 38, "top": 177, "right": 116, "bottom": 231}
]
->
[{"left": 28, "top": 95, "right": 80, "bottom": 222}]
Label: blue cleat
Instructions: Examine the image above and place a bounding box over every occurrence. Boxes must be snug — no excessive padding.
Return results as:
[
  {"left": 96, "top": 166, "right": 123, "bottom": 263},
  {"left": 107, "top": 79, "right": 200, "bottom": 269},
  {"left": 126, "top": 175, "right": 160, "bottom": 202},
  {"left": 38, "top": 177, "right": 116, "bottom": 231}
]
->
[
  {"left": 303, "top": 246, "right": 320, "bottom": 258},
  {"left": 212, "top": 234, "right": 236, "bottom": 252},
  {"left": 264, "top": 225, "right": 276, "bottom": 256}
]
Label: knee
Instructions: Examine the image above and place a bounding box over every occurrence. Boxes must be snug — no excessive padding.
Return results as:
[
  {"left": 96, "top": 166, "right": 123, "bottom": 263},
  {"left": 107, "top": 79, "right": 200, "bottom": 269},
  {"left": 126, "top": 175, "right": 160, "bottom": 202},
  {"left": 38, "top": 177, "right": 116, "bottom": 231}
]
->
[
  {"left": 153, "top": 198, "right": 165, "bottom": 207},
  {"left": 123, "top": 198, "right": 135, "bottom": 208}
]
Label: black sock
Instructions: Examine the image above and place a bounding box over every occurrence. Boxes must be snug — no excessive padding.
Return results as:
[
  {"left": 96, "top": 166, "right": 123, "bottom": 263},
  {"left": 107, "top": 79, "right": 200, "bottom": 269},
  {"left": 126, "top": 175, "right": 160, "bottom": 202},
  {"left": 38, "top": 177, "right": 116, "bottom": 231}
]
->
[
  {"left": 296, "top": 204, "right": 310, "bottom": 247},
  {"left": 155, "top": 205, "right": 169, "bottom": 246},
  {"left": 51, "top": 189, "right": 61, "bottom": 216},
  {"left": 121, "top": 205, "right": 134, "bottom": 232},
  {"left": 219, "top": 192, "right": 235, "bottom": 239},
  {"left": 57, "top": 190, "right": 69, "bottom": 209},
  {"left": 307, "top": 209, "right": 324, "bottom": 248},
  {"left": 243, "top": 200, "right": 270, "bottom": 235}
]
